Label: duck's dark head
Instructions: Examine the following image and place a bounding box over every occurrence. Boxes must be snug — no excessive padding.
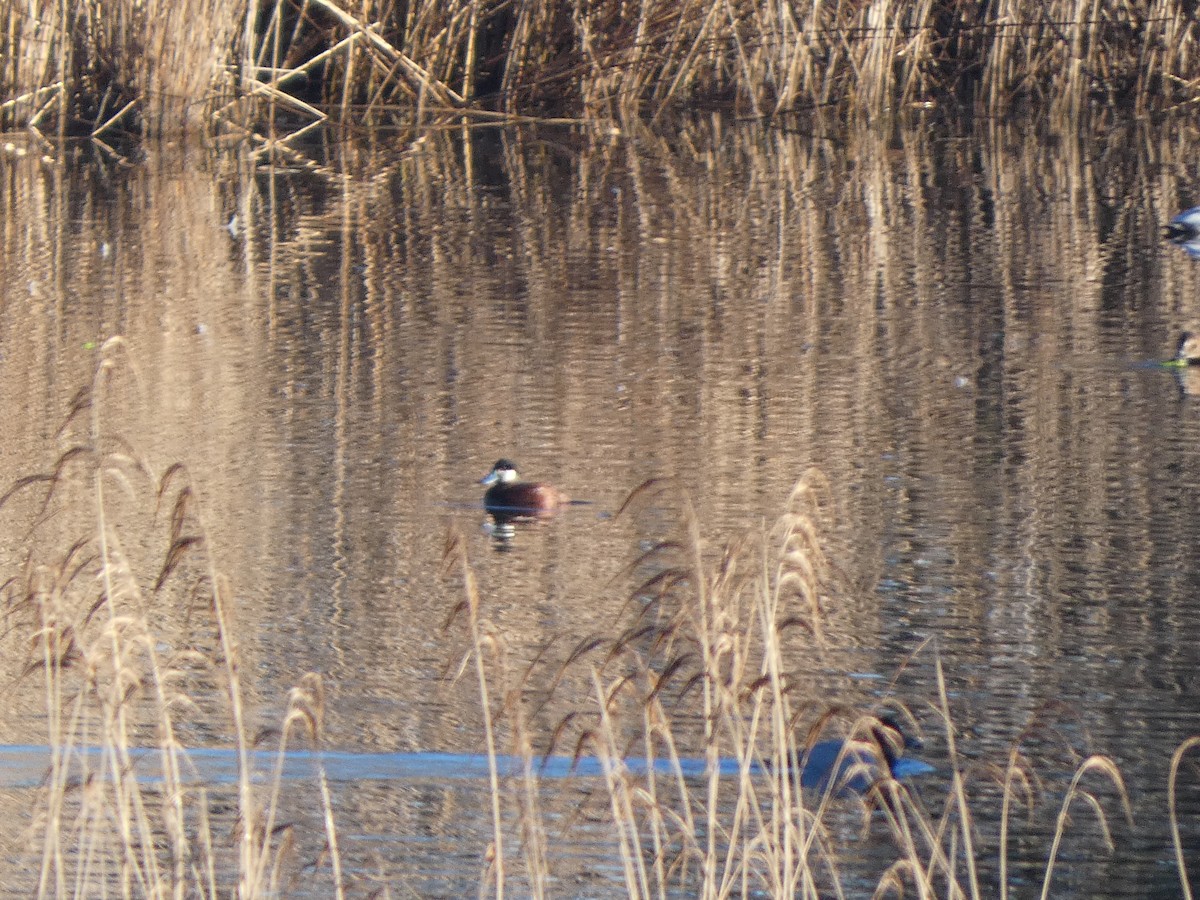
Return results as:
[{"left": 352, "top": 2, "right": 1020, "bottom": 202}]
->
[
  {"left": 481, "top": 459, "right": 519, "bottom": 486},
  {"left": 869, "top": 714, "right": 920, "bottom": 771}
]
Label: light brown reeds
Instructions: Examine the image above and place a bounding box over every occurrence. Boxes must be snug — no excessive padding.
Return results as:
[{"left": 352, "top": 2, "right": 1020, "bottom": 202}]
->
[
  {"left": 442, "top": 528, "right": 512, "bottom": 897},
  {"left": 443, "top": 473, "right": 1153, "bottom": 898},
  {"left": 0, "top": 338, "right": 347, "bottom": 897},
  {"left": 2, "top": 0, "right": 1200, "bottom": 135}
]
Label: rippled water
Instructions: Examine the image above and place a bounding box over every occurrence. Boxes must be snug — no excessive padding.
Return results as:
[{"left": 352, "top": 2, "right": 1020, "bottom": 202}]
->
[{"left": 1, "top": 117, "right": 1200, "bottom": 896}]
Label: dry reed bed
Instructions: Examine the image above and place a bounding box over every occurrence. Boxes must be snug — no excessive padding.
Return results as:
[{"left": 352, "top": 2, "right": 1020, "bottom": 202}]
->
[
  {"left": 2, "top": 0, "right": 1199, "bottom": 136},
  {"left": 0, "top": 340, "right": 347, "bottom": 897},
  {"left": 440, "top": 475, "right": 1199, "bottom": 898}
]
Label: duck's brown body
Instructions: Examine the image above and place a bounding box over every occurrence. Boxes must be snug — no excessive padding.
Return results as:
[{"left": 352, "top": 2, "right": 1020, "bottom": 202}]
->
[{"left": 481, "top": 460, "right": 569, "bottom": 515}]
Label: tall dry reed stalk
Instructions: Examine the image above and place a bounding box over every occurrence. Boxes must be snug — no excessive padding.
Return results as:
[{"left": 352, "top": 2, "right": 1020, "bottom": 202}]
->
[{"left": 0, "top": 338, "right": 346, "bottom": 897}]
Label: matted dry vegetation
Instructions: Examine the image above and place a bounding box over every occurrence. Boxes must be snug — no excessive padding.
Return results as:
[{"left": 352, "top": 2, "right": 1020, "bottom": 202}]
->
[{"left": 1, "top": 0, "right": 1199, "bottom": 137}]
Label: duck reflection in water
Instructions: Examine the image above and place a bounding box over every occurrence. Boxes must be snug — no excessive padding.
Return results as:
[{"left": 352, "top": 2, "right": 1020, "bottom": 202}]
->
[
  {"left": 1164, "top": 207, "right": 1200, "bottom": 259},
  {"left": 775, "top": 713, "right": 933, "bottom": 796}
]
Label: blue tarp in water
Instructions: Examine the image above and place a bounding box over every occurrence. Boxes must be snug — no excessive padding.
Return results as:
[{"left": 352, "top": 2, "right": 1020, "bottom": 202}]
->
[{"left": 0, "top": 742, "right": 934, "bottom": 792}]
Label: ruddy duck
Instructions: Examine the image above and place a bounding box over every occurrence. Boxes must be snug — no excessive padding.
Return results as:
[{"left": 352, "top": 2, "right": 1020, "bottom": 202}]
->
[
  {"left": 1165, "top": 207, "right": 1200, "bottom": 258},
  {"left": 1175, "top": 331, "right": 1200, "bottom": 364},
  {"left": 480, "top": 459, "right": 569, "bottom": 515}
]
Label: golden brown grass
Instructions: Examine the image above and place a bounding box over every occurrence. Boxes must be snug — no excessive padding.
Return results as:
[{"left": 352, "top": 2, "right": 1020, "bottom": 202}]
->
[
  {"left": 1, "top": 0, "right": 1198, "bottom": 136},
  {"left": 0, "top": 338, "right": 346, "bottom": 897},
  {"left": 442, "top": 474, "right": 1164, "bottom": 898}
]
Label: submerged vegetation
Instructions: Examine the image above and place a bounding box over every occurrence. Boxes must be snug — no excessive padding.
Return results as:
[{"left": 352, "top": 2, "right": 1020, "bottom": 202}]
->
[{"left": 1, "top": 0, "right": 1199, "bottom": 136}]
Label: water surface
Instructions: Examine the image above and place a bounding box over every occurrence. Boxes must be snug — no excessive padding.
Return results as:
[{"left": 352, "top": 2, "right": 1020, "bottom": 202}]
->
[{"left": 1, "top": 117, "right": 1199, "bottom": 896}]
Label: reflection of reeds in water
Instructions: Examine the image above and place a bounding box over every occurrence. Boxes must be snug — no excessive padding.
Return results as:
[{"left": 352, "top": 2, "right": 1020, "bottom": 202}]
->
[
  {"left": 2, "top": 0, "right": 1200, "bottom": 133},
  {"left": 444, "top": 474, "right": 1143, "bottom": 897},
  {"left": 0, "top": 144, "right": 276, "bottom": 584},
  {"left": 6, "top": 117, "right": 1200, "bottom": 649},
  {"left": 84, "top": 114, "right": 1198, "bottom": 651},
  {"left": 0, "top": 342, "right": 346, "bottom": 896},
  {"left": 5, "top": 119, "right": 1200, "bottom": 890}
]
